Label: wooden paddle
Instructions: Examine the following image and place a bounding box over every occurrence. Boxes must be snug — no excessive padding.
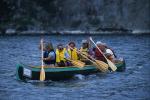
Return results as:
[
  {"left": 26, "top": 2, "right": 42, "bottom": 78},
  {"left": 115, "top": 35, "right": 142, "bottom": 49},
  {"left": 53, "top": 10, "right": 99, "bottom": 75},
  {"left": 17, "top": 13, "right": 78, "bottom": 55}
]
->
[
  {"left": 89, "top": 37, "right": 117, "bottom": 71},
  {"left": 65, "top": 58, "right": 85, "bottom": 68},
  {"left": 68, "top": 46, "right": 108, "bottom": 72},
  {"left": 78, "top": 50, "right": 108, "bottom": 72},
  {"left": 40, "top": 39, "right": 45, "bottom": 81}
]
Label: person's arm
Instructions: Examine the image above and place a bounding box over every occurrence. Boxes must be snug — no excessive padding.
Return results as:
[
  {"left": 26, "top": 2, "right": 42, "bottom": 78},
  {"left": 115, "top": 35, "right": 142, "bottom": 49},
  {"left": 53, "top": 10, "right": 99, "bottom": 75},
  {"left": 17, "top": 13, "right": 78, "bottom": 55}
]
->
[
  {"left": 44, "top": 52, "right": 55, "bottom": 61},
  {"left": 64, "top": 51, "right": 70, "bottom": 59},
  {"left": 43, "top": 57, "right": 50, "bottom": 61}
]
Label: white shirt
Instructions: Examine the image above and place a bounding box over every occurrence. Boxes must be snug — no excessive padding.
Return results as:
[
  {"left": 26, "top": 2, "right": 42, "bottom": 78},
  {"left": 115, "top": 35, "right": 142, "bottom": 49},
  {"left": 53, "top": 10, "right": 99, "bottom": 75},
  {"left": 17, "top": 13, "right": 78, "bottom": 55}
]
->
[
  {"left": 106, "top": 49, "right": 115, "bottom": 58},
  {"left": 48, "top": 52, "right": 55, "bottom": 60}
]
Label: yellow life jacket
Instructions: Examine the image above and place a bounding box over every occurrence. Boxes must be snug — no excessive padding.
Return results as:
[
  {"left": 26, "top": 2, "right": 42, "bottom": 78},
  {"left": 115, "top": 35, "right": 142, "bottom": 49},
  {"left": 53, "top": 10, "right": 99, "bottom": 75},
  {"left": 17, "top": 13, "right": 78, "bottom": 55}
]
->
[
  {"left": 80, "top": 47, "right": 88, "bottom": 55},
  {"left": 56, "top": 48, "right": 66, "bottom": 63},
  {"left": 79, "top": 47, "right": 89, "bottom": 60},
  {"left": 67, "top": 48, "right": 78, "bottom": 60}
]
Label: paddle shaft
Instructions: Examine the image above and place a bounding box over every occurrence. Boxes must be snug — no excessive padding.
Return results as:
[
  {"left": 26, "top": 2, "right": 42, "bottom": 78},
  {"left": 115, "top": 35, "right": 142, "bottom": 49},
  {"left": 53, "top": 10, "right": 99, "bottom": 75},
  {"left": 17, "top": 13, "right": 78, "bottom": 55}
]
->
[
  {"left": 41, "top": 39, "right": 44, "bottom": 68},
  {"left": 40, "top": 39, "right": 45, "bottom": 81}
]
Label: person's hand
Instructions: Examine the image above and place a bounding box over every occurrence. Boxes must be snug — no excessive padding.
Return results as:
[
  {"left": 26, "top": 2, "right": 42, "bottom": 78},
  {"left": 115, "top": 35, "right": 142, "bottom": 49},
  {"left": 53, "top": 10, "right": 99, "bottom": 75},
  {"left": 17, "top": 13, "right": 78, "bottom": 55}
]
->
[
  {"left": 66, "top": 45, "right": 69, "bottom": 49},
  {"left": 42, "top": 58, "right": 45, "bottom": 60}
]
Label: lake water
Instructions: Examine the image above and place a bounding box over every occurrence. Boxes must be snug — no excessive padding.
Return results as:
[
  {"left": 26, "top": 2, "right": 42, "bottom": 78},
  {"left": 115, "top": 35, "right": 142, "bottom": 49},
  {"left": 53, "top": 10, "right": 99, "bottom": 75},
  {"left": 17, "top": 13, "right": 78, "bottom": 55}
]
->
[{"left": 0, "top": 35, "right": 150, "bottom": 100}]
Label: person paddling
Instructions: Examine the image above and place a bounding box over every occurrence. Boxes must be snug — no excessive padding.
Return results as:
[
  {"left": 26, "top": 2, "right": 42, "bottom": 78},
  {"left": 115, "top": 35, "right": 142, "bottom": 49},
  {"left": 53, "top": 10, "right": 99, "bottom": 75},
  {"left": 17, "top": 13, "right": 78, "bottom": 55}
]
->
[
  {"left": 79, "top": 40, "right": 89, "bottom": 55},
  {"left": 93, "top": 41, "right": 116, "bottom": 63},
  {"left": 103, "top": 43, "right": 117, "bottom": 58},
  {"left": 79, "top": 40, "right": 93, "bottom": 64},
  {"left": 56, "top": 44, "right": 70, "bottom": 67},
  {"left": 42, "top": 43, "right": 56, "bottom": 67},
  {"left": 93, "top": 41, "right": 107, "bottom": 63},
  {"left": 103, "top": 43, "right": 121, "bottom": 63},
  {"left": 67, "top": 42, "right": 78, "bottom": 60}
]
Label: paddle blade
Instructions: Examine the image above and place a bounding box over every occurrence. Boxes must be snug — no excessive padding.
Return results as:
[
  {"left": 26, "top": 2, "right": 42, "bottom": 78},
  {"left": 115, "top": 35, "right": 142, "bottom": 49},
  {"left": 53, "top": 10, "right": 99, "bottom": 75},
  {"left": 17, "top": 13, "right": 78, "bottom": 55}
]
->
[
  {"left": 40, "top": 68, "right": 45, "bottom": 81},
  {"left": 107, "top": 59, "right": 117, "bottom": 71},
  {"left": 94, "top": 60, "right": 109, "bottom": 72},
  {"left": 71, "top": 60, "right": 85, "bottom": 68}
]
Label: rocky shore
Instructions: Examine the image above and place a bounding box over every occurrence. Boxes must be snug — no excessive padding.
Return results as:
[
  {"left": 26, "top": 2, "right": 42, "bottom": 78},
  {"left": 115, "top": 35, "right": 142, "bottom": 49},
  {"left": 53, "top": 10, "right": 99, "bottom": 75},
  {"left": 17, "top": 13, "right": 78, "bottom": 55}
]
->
[{"left": 0, "top": 29, "right": 150, "bottom": 36}]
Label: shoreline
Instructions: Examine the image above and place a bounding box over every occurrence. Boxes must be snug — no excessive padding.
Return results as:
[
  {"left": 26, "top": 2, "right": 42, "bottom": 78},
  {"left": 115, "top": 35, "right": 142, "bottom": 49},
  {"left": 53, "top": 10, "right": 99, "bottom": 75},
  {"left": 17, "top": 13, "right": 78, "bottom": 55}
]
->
[{"left": 0, "top": 30, "right": 150, "bottom": 36}]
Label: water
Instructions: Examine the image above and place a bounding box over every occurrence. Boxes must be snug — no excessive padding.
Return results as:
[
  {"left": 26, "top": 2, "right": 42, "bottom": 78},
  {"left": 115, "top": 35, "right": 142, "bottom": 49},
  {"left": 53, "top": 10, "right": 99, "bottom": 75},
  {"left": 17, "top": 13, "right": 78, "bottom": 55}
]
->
[{"left": 0, "top": 35, "right": 150, "bottom": 100}]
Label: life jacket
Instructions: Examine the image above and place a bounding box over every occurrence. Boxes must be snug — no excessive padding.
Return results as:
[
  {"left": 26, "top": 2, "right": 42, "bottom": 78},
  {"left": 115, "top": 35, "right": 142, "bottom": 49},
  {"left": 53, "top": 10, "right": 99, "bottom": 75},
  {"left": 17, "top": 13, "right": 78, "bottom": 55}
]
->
[
  {"left": 80, "top": 47, "right": 88, "bottom": 55},
  {"left": 68, "top": 48, "right": 78, "bottom": 60},
  {"left": 79, "top": 47, "right": 89, "bottom": 60},
  {"left": 56, "top": 48, "right": 66, "bottom": 63},
  {"left": 43, "top": 50, "right": 56, "bottom": 65},
  {"left": 94, "top": 48, "right": 106, "bottom": 62}
]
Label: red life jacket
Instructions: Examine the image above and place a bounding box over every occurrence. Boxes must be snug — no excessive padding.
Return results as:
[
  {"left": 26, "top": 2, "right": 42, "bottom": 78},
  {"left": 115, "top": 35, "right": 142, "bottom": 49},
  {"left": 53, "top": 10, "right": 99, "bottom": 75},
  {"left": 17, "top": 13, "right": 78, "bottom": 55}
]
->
[{"left": 94, "top": 48, "right": 106, "bottom": 62}]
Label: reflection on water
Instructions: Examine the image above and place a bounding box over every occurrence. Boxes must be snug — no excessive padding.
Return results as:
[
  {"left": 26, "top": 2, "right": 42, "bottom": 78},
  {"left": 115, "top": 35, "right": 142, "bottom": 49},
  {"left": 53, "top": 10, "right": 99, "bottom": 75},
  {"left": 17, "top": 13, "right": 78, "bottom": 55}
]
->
[{"left": 0, "top": 35, "right": 150, "bottom": 100}]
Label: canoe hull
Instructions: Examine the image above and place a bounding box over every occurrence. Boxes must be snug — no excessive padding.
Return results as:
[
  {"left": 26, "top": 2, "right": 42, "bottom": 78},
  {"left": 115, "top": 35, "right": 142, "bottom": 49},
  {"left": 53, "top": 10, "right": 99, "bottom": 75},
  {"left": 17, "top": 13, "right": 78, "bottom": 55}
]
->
[
  {"left": 16, "top": 60, "right": 125, "bottom": 81},
  {"left": 16, "top": 65, "right": 98, "bottom": 81}
]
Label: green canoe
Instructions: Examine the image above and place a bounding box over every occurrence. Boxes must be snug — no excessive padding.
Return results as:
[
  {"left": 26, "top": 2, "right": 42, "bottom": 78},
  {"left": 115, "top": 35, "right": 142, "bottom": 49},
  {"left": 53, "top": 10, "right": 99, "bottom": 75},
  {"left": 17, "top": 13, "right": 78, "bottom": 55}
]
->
[{"left": 16, "top": 60, "right": 125, "bottom": 81}]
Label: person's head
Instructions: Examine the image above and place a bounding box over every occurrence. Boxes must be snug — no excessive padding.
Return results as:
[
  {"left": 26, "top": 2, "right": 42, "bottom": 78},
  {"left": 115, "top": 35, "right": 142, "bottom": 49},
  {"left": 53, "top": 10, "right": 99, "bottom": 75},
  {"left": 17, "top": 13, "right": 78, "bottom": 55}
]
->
[
  {"left": 46, "top": 43, "right": 54, "bottom": 51},
  {"left": 82, "top": 40, "right": 89, "bottom": 49},
  {"left": 102, "top": 43, "right": 108, "bottom": 48},
  {"left": 68, "top": 42, "right": 76, "bottom": 49},
  {"left": 96, "top": 41, "right": 103, "bottom": 47},
  {"left": 57, "top": 44, "right": 64, "bottom": 51}
]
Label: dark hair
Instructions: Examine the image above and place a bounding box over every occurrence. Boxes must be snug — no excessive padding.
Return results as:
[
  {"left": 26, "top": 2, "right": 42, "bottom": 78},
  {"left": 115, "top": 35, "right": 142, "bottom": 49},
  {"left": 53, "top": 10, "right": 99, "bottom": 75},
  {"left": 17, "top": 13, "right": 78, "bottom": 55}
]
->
[
  {"left": 46, "top": 43, "right": 54, "bottom": 51},
  {"left": 69, "top": 42, "right": 76, "bottom": 47},
  {"left": 82, "top": 43, "right": 89, "bottom": 48},
  {"left": 57, "top": 44, "right": 63, "bottom": 49}
]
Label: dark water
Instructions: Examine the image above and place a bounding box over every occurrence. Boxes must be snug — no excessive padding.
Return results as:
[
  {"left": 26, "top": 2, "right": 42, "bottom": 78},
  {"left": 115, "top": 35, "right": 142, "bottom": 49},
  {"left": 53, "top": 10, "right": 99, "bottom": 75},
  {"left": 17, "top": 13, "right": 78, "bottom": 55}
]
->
[{"left": 0, "top": 35, "right": 150, "bottom": 100}]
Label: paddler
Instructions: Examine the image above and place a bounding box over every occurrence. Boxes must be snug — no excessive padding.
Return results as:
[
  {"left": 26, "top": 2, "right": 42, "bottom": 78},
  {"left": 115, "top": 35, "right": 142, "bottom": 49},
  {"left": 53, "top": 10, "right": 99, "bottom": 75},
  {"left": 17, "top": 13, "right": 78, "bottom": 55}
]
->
[
  {"left": 56, "top": 44, "right": 70, "bottom": 67},
  {"left": 93, "top": 41, "right": 107, "bottom": 63},
  {"left": 42, "top": 43, "right": 56, "bottom": 67},
  {"left": 93, "top": 41, "right": 116, "bottom": 63},
  {"left": 103, "top": 43, "right": 117, "bottom": 63},
  {"left": 67, "top": 42, "right": 78, "bottom": 60},
  {"left": 80, "top": 40, "right": 89, "bottom": 55},
  {"left": 103, "top": 43, "right": 117, "bottom": 58},
  {"left": 79, "top": 40, "right": 93, "bottom": 64}
]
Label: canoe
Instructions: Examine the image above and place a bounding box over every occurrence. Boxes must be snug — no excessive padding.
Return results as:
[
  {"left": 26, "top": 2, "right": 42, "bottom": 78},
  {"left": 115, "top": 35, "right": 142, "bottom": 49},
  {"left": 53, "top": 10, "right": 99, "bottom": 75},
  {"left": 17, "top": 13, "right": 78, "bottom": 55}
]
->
[{"left": 16, "top": 60, "right": 125, "bottom": 81}]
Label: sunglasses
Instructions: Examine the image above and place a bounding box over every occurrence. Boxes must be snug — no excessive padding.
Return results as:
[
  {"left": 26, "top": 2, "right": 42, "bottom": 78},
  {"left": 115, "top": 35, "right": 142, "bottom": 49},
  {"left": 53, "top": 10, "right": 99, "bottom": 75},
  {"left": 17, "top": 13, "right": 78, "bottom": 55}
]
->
[{"left": 58, "top": 47, "right": 63, "bottom": 50}]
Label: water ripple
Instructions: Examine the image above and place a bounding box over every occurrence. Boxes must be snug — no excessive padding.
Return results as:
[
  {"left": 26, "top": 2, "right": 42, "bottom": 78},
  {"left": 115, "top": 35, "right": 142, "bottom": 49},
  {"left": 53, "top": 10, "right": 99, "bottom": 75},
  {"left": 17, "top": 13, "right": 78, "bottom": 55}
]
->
[{"left": 0, "top": 35, "right": 150, "bottom": 100}]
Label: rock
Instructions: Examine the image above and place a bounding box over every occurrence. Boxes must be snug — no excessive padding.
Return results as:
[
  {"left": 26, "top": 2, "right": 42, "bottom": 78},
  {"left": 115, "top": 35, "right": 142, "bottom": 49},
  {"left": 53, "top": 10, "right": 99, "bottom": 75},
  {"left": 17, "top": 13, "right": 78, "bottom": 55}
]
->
[{"left": 5, "top": 29, "right": 16, "bottom": 35}]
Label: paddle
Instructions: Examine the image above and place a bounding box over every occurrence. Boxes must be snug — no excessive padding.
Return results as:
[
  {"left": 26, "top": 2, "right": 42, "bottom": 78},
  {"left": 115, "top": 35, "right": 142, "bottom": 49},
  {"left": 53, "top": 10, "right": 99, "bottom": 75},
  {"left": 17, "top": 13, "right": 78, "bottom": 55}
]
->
[
  {"left": 58, "top": 51, "right": 85, "bottom": 68},
  {"left": 89, "top": 37, "right": 117, "bottom": 71},
  {"left": 68, "top": 46, "right": 108, "bottom": 72},
  {"left": 65, "top": 58, "right": 85, "bottom": 68},
  {"left": 40, "top": 39, "right": 45, "bottom": 81},
  {"left": 78, "top": 50, "right": 108, "bottom": 72}
]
